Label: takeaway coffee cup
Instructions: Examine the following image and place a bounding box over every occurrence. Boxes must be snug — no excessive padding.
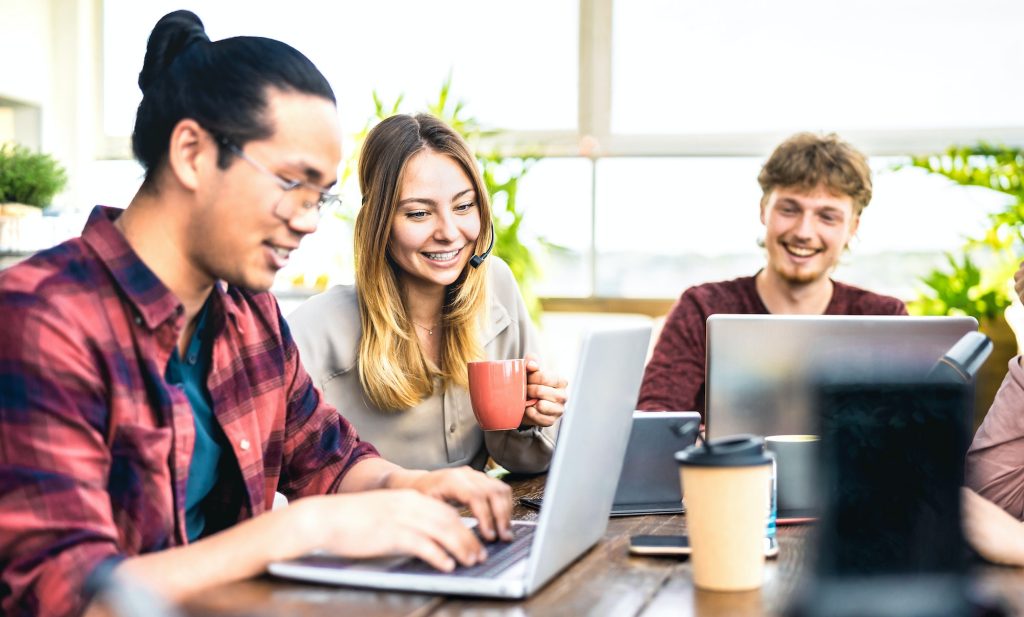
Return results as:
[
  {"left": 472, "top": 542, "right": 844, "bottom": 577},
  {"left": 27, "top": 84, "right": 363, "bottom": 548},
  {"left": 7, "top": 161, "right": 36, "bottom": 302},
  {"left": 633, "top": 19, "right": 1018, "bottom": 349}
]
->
[
  {"left": 676, "top": 435, "right": 773, "bottom": 591},
  {"left": 765, "top": 435, "right": 819, "bottom": 516},
  {"left": 468, "top": 359, "right": 528, "bottom": 431}
]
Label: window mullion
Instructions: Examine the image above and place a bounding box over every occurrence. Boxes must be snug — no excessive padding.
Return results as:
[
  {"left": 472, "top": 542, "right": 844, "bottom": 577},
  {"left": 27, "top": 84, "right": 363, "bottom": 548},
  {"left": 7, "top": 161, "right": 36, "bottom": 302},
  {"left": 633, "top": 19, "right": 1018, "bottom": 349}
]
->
[{"left": 579, "top": 0, "right": 612, "bottom": 298}]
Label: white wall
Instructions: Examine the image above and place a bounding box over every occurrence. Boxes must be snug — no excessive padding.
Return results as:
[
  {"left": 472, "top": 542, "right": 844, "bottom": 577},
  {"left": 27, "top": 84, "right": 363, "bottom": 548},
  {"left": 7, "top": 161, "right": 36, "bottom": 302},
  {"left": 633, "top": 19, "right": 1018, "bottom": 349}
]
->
[
  {"left": 0, "top": 0, "right": 100, "bottom": 209},
  {"left": 0, "top": 0, "right": 51, "bottom": 151},
  {"left": 0, "top": 0, "right": 53, "bottom": 105}
]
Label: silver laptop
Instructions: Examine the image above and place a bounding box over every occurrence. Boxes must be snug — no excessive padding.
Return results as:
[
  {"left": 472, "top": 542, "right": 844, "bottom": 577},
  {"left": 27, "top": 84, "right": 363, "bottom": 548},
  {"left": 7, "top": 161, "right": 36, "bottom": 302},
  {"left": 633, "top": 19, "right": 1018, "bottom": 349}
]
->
[
  {"left": 705, "top": 315, "right": 978, "bottom": 440},
  {"left": 268, "top": 324, "right": 652, "bottom": 598}
]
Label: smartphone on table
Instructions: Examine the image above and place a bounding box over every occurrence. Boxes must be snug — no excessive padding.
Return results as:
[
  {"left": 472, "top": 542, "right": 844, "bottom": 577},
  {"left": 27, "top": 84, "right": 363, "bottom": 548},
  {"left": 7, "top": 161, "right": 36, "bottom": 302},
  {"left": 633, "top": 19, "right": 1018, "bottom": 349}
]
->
[
  {"left": 628, "top": 534, "right": 691, "bottom": 556},
  {"left": 629, "top": 534, "right": 778, "bottom": 558},
  {"left": 519, "top": 497, "right": 542, "bottom": 511}
]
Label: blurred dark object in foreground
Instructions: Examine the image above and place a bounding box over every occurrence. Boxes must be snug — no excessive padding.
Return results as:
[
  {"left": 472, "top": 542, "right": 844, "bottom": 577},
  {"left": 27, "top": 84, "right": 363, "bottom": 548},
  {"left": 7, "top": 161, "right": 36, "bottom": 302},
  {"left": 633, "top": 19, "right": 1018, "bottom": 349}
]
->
[{"left": 788, "top": 370, "right": 981, "bottom": 617}]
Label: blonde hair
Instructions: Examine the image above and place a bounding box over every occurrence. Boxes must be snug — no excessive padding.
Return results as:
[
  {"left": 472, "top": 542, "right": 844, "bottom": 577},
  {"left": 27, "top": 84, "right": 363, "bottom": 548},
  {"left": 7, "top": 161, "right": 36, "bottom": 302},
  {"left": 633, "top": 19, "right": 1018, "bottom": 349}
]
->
[{"left": 354, "top": 114, "right": 492, "bottom": 411}]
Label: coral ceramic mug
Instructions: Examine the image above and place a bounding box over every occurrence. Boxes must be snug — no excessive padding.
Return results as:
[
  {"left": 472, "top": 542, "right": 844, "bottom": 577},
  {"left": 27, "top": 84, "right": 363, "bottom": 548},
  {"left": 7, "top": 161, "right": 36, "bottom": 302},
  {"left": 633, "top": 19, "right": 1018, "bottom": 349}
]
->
[{"left": 468, "top": 359, "right": 529, "bottom": 431}]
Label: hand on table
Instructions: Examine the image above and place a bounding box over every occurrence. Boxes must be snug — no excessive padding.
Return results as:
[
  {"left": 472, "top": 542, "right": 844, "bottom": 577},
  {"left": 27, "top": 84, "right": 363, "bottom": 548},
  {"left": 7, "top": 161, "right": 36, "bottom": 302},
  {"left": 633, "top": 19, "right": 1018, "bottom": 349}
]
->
[{"left": 522, "top": 353, "right": 568, "bottom": 428}]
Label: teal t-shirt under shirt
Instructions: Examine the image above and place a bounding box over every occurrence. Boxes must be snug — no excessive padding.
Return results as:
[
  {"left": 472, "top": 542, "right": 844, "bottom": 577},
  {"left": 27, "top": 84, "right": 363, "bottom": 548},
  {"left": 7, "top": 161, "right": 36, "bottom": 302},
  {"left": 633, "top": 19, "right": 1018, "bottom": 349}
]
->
[{"left": 165, "top": 298, "right": 227, "bottom": 541}]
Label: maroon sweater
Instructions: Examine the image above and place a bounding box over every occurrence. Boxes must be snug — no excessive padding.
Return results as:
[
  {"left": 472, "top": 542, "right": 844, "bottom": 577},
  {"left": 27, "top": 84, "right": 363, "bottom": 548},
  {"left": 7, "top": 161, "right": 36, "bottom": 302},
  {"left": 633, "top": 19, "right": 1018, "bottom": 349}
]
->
[{"left": 636, "top": 275, "right": 908, "bottom": 420}]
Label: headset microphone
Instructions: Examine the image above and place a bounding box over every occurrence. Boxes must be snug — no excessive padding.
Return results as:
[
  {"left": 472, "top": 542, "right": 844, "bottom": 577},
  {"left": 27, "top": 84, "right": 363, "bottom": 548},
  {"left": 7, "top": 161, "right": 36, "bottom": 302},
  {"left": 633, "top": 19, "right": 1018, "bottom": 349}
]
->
[{"left": 469, "top": 227, "right": 495, "bottom": 268}]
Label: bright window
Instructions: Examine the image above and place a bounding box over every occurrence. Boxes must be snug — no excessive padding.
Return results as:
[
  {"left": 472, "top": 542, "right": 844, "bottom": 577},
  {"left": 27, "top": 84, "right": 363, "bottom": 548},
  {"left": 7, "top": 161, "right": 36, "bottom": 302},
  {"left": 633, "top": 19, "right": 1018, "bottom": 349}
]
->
[
  {"left": 611, "top": 0, "right": 1024, "bottom": 135},
  {"left": 103, "top": 1, "right": 579, "bottom": 137},
  {"left": 591, "top": 157, "right": 1011, "bottom": 299},
  {"left": 517, "top": 158, "right": 594, "bottom": 298}
]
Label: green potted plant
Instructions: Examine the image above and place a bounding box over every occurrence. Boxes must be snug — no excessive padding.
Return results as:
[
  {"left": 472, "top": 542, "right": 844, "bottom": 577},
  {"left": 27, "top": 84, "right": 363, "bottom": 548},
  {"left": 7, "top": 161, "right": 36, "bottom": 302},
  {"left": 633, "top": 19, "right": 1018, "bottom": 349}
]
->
[
  {"left": 907, "top": 144, "right": 1024, "bottom": 426},
  {"left": 0, "top": 143, "right": 68, "bottom": 252}
]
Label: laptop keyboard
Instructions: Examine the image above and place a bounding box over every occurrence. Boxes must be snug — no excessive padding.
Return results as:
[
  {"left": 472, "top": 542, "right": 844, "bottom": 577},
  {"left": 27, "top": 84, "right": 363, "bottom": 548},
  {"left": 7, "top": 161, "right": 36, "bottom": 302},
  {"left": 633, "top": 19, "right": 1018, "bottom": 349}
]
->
[{"left": 391, "top": 523, "right": 536, "bottom": 578}]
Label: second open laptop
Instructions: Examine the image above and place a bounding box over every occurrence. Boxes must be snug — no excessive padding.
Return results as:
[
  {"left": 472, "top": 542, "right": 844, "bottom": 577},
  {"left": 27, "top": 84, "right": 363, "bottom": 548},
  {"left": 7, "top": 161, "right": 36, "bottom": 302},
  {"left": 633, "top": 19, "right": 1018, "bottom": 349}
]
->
[
  {"left": 612, "top": 411, "right": 700, "bottom": 514},
  {"left": 268, "top": 324, "right": 652, "bottom": 598},
  {"left": 704, "top": 314, "right": 979, "bottom": 439},
  {"left": 705, "top": 314, "right": 979, "bottom": 523},
  {"left": 521, "top": 411, "right": 700, "bottom": 516}
]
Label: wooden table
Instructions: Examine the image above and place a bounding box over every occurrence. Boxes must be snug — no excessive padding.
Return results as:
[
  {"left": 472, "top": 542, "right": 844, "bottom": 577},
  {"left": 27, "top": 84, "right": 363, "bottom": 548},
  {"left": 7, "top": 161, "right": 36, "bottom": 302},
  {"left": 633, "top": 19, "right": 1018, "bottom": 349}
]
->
[{"left": 181, "top": 475, "right": 1024, "bottom": 617}]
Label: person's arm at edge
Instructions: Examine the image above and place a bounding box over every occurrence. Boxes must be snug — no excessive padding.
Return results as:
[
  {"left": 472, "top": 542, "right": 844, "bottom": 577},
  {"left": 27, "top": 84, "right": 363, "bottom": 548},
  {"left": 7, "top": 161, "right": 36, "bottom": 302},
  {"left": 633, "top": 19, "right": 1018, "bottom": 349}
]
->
[
  {"left": 966, "top": 355, "right": 1024, "bottom": 519},
  {"left": 959, "top": 260, "right": 1024, "bottom": 565}
]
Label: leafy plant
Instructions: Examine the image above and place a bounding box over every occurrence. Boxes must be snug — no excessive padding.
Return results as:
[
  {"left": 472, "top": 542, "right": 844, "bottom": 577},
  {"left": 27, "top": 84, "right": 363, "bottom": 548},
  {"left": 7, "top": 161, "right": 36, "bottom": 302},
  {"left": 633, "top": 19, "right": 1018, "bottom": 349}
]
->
[
  {"left": 0, "top": 143, "right": 67, "bottom": 208},
  {"left": 907, "top": 144, "right": 1024, "bottom": 320}
]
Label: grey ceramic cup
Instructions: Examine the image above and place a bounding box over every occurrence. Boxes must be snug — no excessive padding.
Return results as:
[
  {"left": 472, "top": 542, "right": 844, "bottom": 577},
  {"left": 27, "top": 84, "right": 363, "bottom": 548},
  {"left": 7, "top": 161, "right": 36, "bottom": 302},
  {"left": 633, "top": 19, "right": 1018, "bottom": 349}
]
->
[{"left": 765, "top": 435, "right": 819, "bottom": 515}]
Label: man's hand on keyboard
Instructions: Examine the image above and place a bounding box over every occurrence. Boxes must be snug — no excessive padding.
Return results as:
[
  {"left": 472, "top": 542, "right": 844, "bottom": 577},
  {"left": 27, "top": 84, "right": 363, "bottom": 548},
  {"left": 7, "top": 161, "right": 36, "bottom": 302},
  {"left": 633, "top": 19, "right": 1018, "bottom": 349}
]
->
[
  {"left": 294, "top": 490, "right": 487, "bottom": 572},
  {"left": 388, "top": 466, "right": 514, "bottom": 542}
]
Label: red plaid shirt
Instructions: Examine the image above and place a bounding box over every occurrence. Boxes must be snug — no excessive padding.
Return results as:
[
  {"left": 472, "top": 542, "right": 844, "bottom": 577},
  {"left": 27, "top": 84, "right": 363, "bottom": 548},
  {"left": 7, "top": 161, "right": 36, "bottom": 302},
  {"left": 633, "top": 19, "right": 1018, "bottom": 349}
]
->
[{"left": 0, "top": 207, "right": 379, "bottom": 616}]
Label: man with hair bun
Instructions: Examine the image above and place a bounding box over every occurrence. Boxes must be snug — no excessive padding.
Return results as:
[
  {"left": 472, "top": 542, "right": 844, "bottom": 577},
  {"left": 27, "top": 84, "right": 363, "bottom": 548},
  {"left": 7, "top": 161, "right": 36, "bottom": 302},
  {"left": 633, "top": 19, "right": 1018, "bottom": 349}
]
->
[
  {"left": 637, "top": 132, "right": 907, "bottom": 420},
  {"left": 0, "top": 10, "right": 514, "bottom": 616}
]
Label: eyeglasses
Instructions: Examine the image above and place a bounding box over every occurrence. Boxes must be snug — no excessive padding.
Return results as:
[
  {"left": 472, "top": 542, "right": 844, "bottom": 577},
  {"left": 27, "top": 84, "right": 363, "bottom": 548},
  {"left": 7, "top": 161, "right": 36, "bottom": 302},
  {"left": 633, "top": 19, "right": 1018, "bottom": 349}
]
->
[{"left": 215, "top": 135, "right": 341, "bottom": 221}]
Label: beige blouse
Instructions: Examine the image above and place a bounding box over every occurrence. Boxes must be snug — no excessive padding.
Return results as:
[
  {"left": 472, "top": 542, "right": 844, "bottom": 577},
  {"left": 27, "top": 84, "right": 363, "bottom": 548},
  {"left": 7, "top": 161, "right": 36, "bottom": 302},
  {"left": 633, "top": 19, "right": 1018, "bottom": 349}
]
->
[{"left": 288, "top": 257, "right": 556, "bottom": 473}]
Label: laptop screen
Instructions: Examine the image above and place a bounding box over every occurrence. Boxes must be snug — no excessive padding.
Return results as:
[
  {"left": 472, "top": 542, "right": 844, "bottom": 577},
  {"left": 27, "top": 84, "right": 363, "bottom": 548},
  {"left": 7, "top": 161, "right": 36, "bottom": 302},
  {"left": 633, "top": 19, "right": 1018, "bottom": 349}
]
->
[{"left": 705, "top": 315, "right": 977, "bottom": 440}]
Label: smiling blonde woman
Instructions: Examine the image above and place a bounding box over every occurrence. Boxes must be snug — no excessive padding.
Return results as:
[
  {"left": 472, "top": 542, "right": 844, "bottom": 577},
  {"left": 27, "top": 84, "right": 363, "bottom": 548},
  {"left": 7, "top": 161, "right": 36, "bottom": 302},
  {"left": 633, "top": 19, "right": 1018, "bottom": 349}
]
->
[{"left": 289, "top": 114, "right": 567, "bottom": 472}]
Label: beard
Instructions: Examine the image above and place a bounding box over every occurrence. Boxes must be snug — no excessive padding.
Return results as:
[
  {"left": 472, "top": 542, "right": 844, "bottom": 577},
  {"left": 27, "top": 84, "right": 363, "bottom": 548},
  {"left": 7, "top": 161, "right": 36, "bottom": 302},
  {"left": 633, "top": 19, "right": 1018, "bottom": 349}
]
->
[
  {"left": 774, "top": 261, "right": 828, "bottom": 286},
  {"left": 769, "top": 243, "right": 835, "bottom": 287}
]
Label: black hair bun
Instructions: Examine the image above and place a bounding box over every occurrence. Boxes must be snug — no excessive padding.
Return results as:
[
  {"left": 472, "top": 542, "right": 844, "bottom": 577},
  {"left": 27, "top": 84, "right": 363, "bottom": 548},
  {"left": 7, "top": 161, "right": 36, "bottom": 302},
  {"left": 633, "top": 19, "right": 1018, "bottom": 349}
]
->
[{"left": 137, "top": 10, "right": 210, "bottom": 92}]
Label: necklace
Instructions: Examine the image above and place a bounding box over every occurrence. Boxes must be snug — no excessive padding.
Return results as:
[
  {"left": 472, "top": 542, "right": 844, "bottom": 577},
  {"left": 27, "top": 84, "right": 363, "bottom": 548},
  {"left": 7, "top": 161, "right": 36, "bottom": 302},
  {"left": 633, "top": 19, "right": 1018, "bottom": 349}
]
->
[{"left": 412, "top": 321, "right": 439, "bottom": 336}]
